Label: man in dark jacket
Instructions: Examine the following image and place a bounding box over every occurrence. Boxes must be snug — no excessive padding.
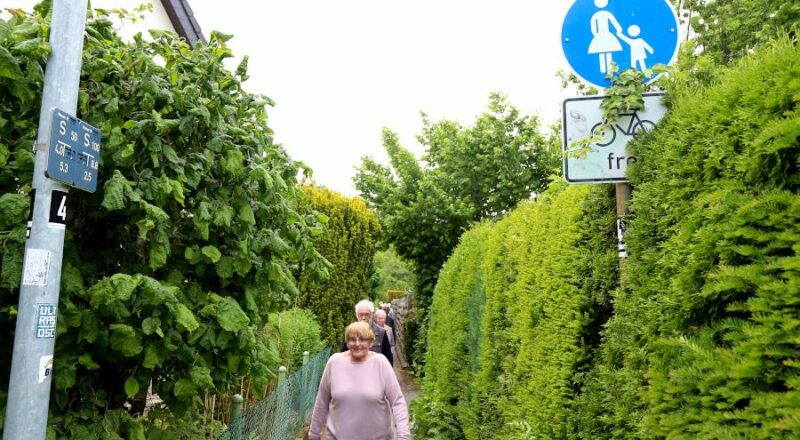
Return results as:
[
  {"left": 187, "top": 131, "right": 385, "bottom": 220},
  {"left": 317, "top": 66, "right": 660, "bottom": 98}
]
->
[{"left": 341, "top": 299, "right": 393, "bottom": 365}]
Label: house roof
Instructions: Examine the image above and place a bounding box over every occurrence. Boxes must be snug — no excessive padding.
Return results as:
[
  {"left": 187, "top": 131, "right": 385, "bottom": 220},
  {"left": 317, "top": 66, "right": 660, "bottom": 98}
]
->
[{"left": 161, "top": 0, "right": 206, "bottom": 46}]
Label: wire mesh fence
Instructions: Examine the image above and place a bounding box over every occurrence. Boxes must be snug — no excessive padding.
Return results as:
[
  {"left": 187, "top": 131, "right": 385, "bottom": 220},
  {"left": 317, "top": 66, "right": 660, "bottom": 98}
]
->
[{"left": 216, "top": 347, "right": 331, "bottom": 440}]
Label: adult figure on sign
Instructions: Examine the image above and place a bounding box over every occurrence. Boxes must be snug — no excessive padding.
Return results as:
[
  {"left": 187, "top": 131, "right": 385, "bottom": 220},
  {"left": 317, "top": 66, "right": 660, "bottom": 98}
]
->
[{"left": 587, "top": 0, "right": 623, "bottom": 74}]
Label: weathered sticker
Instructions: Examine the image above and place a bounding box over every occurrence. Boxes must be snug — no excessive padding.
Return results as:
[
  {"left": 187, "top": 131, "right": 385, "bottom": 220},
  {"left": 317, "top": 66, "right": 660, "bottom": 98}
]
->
[
  {"left": 22, "top": 249, "right": 51, "bottom": 286},
  {"left": 35, "top": 304, "right": 57, "bottom": 339},
  {"left": 38, "top": 355, "right": 53, "bottom": 384}
]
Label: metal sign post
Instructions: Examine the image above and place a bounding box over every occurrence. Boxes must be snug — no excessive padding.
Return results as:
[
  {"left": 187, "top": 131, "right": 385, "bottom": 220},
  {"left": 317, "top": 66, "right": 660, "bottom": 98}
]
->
[{"left": 4, "top": 1, "right": 89, "bottom": 438}]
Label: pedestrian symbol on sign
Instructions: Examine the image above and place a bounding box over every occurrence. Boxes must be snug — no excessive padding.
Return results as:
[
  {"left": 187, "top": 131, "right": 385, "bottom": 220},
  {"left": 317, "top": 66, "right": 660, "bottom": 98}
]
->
[
  {"left": 587, "top": 0, "right": 623, "bottom": 74},
  {"left": 562, "top": 0, "right": 679, "bottom": 89}
]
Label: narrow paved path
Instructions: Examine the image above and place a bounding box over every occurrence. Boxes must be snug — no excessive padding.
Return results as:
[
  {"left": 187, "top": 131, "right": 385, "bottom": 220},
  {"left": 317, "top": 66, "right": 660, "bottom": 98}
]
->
[{"left": 394, "top": 354, "right": 420, "bottom": 404}]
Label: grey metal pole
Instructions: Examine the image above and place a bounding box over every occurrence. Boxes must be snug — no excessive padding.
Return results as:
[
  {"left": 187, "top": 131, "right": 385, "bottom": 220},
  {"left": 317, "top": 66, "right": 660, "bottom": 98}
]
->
[{"left": 4, "top": 1, "right": 88, "bottom": 438}]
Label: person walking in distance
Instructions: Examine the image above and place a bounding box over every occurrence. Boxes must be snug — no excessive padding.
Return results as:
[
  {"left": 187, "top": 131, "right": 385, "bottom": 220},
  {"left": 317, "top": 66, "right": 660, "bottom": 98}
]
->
[
  {"left": 382, "top": 303, "right": 396, "bottom": 336},
  {"left": 309, "top": 321, "right": 411, "bottom": 440},
  {"left": 374, "top": 309, "right": 396, "bottom": 357},
  {"left": 341, "top": 299, "right": 393, "bottom": 366}
]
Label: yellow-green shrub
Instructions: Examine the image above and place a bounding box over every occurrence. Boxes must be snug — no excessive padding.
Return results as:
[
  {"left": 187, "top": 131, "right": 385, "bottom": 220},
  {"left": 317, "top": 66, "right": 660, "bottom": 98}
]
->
[
  {"left": 576, "top": 38, "right": 800, "bottom": 438},
  {"left": 296, "top": 186, "right": 381, "bottom": 347},
  {"left": 413, "top": 183, "right": 618, "bottom": 439}
]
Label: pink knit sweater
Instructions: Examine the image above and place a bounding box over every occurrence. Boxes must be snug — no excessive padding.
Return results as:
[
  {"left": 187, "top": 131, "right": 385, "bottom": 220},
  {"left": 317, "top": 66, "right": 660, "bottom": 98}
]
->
[{"left": 309, "top": 352, "right": 411, "bottom": 440}]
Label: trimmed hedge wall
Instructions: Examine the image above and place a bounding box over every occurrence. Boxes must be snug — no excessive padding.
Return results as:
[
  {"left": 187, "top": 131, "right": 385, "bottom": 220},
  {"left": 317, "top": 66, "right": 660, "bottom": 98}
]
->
[
  {"left": 414, "top": 39, "right": 799, "bottom": 439},
  {"left": 578, "top": 38, "right": 800, "bottom": 439},
  {"left": 412, "top": 183, "right": 618, "bottom": 439},
  {"left": 296, "top": 186, "right": 381, "bottom": 347}
]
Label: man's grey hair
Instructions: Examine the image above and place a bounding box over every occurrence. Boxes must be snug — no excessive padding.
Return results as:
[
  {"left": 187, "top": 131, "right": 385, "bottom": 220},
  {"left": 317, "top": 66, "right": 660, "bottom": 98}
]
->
[
  {"left": 354, "top": 299, "right": 374, "bottom": 314},
  {"left": 374, "top": 309, "right": 387, "bottom": 319}
]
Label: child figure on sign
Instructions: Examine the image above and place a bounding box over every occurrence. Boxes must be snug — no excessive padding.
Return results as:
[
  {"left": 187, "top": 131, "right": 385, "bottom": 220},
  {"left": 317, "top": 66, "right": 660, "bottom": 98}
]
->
[{"left": 617, "top": 25, "right": 654, "bottom": 70}]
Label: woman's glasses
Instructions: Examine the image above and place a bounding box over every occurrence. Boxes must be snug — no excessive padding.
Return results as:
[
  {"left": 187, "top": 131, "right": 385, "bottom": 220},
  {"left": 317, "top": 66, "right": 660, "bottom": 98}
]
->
[{"left": 347, "top": 337, "right": 369, "bottom": 346}]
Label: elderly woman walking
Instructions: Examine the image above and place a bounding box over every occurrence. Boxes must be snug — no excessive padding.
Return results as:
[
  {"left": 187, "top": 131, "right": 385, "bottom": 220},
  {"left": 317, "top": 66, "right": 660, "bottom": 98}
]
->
[{"left": 309, "top": 321, "right": 411, "bottom": 440}]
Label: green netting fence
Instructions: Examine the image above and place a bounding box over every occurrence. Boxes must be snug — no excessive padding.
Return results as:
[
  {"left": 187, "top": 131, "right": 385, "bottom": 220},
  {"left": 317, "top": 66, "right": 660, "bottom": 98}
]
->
[{"left": 216, "top": 347, "right": 331, "bottom": 440}]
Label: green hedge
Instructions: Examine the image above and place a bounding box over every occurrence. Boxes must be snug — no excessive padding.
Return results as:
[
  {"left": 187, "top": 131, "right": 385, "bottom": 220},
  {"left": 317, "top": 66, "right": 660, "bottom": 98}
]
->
[
  {"left": 412, "top": 222, "right": 493, "bottom": 439},
  {"left": 263, "top": 308, "right": 324, "bottom": 372},
  {"left": 296, "top": 186, "right": 381, "bottom": 347},
  {"left": 414, "top": 39, "right": 799, "bottom": 439},
  {"left": 575, "top": 39, "right": 800, "bottom": 438},
  {"left": 412, "top": 183, "right": 618, "bottom": 439}
]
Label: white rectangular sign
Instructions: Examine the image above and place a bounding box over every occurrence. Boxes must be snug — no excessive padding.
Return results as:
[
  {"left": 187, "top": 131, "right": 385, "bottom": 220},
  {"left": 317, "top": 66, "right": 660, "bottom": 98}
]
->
[{"left": 562, "top": 92, "right": 667, "bottom": 183}]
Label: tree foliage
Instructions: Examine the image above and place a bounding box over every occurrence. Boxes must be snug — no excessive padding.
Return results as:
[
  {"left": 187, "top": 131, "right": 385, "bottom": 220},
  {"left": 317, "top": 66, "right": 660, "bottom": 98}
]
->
[
  {"left": 0, "top": 8, "right": 326, "bottom": 437},
  {"left": 295, "top": 186, "right": 380, "bottom": 348},
  {"left": 368, "top": 247, "right": 416, "bottom": 302},
  {"left": 685, "top": 0, "right": 800, "bottom": 64},
  {"left": 354, "top": 93, "right": 559, "bottom": 368}
]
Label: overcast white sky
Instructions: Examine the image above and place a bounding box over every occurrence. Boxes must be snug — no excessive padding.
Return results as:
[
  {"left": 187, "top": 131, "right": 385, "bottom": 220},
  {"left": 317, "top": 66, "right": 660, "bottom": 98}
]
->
[
  {"left": 189, "top": 1, "right": 574, "bottom": 195},
  {"left": 9, "top": 0, "right": 575, "bottom": 195}
]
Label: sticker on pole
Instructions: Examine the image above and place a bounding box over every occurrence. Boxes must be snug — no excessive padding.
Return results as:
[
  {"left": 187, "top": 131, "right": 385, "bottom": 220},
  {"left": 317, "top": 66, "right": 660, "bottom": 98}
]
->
[
  {"left": 22, "top": 248, "right": 51, "bottom": 286},
  {"left": 49, "top": 190, "right": 68, "bottom": 229},
  {"left": 38, "top": 355, "right": 53, "bottom": 384},
  {"left": 46, "top": 108, "right": 101, "bottom": 193},
  {"left": 35, "top": 304, "right": 57, "bottom": 339},
  {"left": 561, "top": 0, "right": 679, "bottom": 89}
]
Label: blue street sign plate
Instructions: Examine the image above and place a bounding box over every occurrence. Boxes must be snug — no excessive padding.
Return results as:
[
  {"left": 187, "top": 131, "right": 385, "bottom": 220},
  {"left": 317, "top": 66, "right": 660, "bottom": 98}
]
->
[
  {"left": 561, "top": 0, "right": 679, "bottom": 89},
  {"left": 46, "top": 109, "right": 101, "bottom": 193}
]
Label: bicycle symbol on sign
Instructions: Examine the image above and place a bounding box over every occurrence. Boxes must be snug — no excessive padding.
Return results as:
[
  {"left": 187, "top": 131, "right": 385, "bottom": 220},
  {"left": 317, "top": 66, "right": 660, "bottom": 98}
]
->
[{"left": 590, "top": 110, "right": 656, "bottom": 147}]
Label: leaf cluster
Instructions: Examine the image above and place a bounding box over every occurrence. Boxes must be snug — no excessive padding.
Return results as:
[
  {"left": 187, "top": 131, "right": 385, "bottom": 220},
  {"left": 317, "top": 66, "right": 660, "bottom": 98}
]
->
[
  {"left": 684, "top": 0, "right": 800, "bottom": 64},
  {"left": 0, "top": 8, "right": 326, "bottom": 437}
]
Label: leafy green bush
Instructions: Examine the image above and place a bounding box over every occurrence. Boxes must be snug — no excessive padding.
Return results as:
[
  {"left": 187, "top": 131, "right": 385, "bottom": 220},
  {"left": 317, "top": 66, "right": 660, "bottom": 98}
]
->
[
  {"left": 0, "top": 8, "right": 326, "bottom": 437},
  {"left": 264, "top": 308, "right": 324, "bottom": 372}
]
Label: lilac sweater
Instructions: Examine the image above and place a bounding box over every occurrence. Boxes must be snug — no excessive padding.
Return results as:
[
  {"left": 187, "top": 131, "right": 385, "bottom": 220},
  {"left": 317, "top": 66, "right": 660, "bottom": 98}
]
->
[{"left": 309, "top": 352, "right": 411, "bottom": 440}]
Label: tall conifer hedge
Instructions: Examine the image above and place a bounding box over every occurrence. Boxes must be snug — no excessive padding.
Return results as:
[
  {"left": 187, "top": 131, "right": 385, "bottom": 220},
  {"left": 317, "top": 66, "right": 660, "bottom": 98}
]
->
[
  {"left": 414, "top": 38, "right": 799, "bottom": 440},
  {"left": 296, "top": 186, "right": 381, "bottom": 347},
  {"left": 412, "top": 184, "right": 618, "bottom": 439},
  {"left": 575, "top": 39, "right": 800, "bottom": 438}
]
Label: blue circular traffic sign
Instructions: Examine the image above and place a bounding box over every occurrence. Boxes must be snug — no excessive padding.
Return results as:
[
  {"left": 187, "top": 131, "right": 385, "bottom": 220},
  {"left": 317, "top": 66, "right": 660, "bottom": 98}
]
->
[{"left": 561, "top": 0, "right": 679, "bottom": 89}]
